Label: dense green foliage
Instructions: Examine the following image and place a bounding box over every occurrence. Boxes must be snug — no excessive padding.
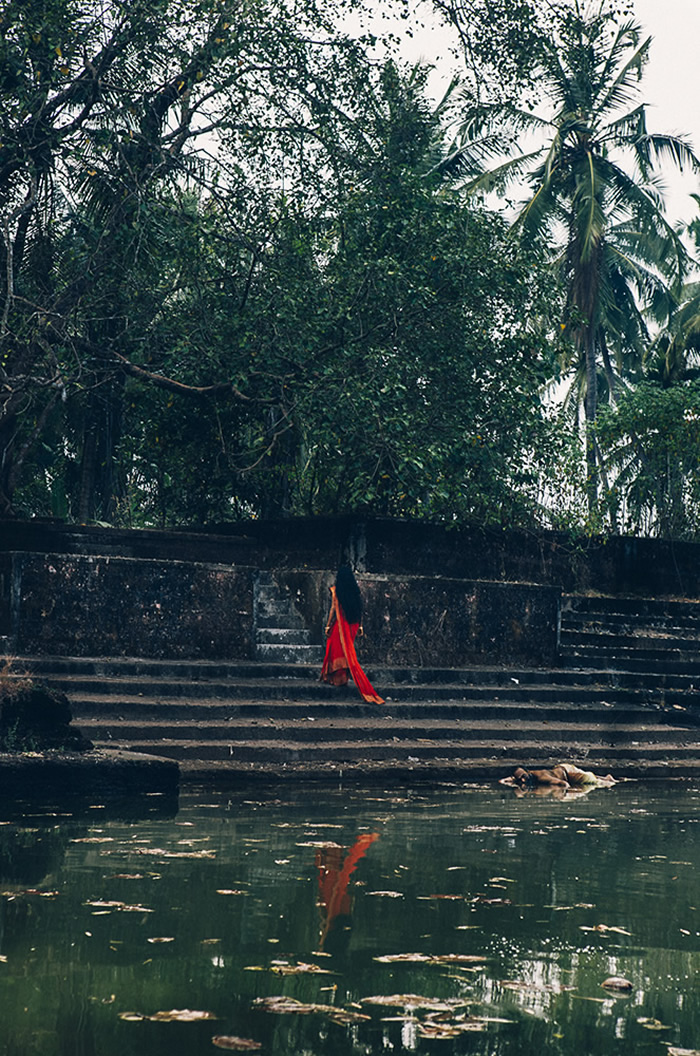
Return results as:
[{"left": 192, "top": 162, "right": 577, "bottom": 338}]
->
[{"left": 1, "top": 0, "right": 700, "bottom": 538}]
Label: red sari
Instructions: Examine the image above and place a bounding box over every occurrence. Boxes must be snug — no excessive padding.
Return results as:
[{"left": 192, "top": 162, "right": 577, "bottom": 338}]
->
[{"left": 320, "top": 586, "right": 384, "bottom": 704}]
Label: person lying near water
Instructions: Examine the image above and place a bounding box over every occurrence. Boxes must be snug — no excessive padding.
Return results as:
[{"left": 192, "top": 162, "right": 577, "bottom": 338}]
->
[{"left": 500, "top": 764, "right": 616, "bottom": 789}]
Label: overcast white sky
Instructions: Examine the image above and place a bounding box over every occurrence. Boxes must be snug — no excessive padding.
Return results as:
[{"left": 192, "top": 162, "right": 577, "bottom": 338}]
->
[{"left": 632, "top": 0, "right": 700, "bottom": 222}]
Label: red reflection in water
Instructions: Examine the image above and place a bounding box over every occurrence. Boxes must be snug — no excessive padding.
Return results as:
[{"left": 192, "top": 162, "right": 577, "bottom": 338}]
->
[{"left": 316, "top": 833, "right": 379, "bottom": 950}]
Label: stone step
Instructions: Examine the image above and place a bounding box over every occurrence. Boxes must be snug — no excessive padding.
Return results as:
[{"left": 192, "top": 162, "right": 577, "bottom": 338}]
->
[
  {"left": 557, "top": 652, "right": 700, "bottom": 677},
  {"left": 255, "top": 611, "right": 307, "bottom": 629},
  {"left": 563, "top": 595, "right": 700, "bottom": 619},
  {"left": 92, "top": 736, "right": 700, "bottom": 764},
  {"left": 254, "top": 598, "right": 303, "bottom": 622},
  {"left": 561, "top": 611, "right": 700, "bottom": 634},
  {"left": 66, "top": 691, "right": 692, "bottom": 720},
  {"left": 256, "top": 628, "right": 313, "bottom": 646},
  {"left": 15, "top": 656, "right": 700, "bottom": 691},
  {"left": 76, "top": 716, "right": 690, "bottom": 745},
  {"left": 39, "top": 672, "right": 699, "bottom": 706},
  {"left": 175, "top": 754, "right": 700, "bottom": 783},
  {"left": 255, "top": 644, "right": 324, "bottom": 663},
  {"left": 560, "top": 629, "right": 700, "bottom": 652},
  {"left": 559, "top": 646, "right": 700, "bottom": 668}
]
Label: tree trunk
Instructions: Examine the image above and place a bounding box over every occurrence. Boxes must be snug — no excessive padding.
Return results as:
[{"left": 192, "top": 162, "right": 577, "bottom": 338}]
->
[{"left": 584, "top": 330, "right": 598, "bottom": 516}]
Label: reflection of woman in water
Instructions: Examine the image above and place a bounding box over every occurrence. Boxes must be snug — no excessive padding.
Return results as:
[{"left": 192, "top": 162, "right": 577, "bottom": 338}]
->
[
  {"left": 316, "top": 832, "right": 379, "bottom": 951},
  {"left": 320, "top": 565, "right": 384, "bottom": 704}
]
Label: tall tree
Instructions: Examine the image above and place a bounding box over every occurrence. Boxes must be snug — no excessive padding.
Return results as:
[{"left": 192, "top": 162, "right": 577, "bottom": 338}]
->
[
  {"left": 442, "top": 1, "right": 699, "bottom": 514},
  {"left": 0, "top": 0, "right": 375, "bottom": 518}
]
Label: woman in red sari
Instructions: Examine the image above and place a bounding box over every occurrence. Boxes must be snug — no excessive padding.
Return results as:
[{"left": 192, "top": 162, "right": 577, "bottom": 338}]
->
[{"left": 320, "top": 565, "right": 384, "bottom": 704}]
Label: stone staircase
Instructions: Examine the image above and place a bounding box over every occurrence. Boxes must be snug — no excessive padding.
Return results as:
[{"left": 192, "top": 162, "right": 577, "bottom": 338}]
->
[
  {"left": 254, "top": 572, "right": 323, "bottom": 665},
  {"left": 9, "top": 590, "right": 700, "bottom": 784}
]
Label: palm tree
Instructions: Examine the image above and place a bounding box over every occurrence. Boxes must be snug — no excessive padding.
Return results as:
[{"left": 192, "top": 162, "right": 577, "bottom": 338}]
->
[{"left": 447, "top": 1, "right": 700, "bottom": 512}]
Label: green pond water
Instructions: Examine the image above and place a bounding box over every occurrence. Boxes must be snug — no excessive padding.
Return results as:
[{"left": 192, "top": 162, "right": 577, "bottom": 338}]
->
[{"left": 1, "top": 779, "right": 700, "bottom": 1056}]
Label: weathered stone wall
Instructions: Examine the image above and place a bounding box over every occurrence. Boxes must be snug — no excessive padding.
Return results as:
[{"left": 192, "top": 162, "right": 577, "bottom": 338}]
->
[
  {"left": 2, "top": 551, "right": 559, "bottom": 666},
  {"left": 4, "top": 516, "right": 700, "bottom": 597},
  {"left": 5, "top": 552, "right": 255, "bottom": 659},
  {"left": 278, "top": 571, "right": 560, "bottom": 667}
]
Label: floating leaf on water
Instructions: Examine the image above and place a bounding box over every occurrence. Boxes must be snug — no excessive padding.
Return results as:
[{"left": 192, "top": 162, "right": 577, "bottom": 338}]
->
[
  {"left": 149, "top": 1009, "right": 218, "bottom": 1022},
  {"left": 70, "top": 837, "right": 115, "bottom": 843},
  {"left": 86, "top": 901, "right": 154, "bottom": 913},
  {"left": 366, "top": 891, "right": 404, "bottom": 898},
  {"left": 147, "top": 937, "right": 175, "bottom": 944},
  {"left": 135, "top": 849, "right": 216, "bottom": 859},
  {"left": 601, "top": 977, "right": 633, "bottom": 992},
  {"left": 488, "top": 877, "right": 515, "bottom": 884},
  {"left": 637, "top": 1017, "right": 671, "bottom": 1031},
  {"left": 212, "top": 1037, "right": 262, "bottom": 1051},
  {"left": 374, "top": 953, "right": 487, "bottom": 966},
  {"left": 501, "top": 981, "right": 576, "bottom": 994},
  {"left": 328, "top": 1010, "right": 372, "bottom": 1025},
  {"left": 119, "top": 1012, "right": 146, "bottom": 1021},
  {"left": 253, "top": 996, "right": 368, "bottom": 1022},
  {"left": 216, "top": 890, "right": 248, "bottom": 896},
  {"left": 417, "top": 894, "right": 464, "bottom": 901},
  {"left": 667, "top": 1047, "right": 700, "bottom": 1055},
  {"left": 271, "top": 961, "right": 332, "bottom": 975},
  {"left": 0, "top": 955, "right": 8, "bottom": 963},
  {"left": 418, "top": 1021, "right": 486, "bottom": 1037},
  {"left": 201, "top": 938, "right": 222, "bottom": 945},
  {"left": 361, "top": 995, "right": 469, "bottom": 1012},
  {"left": 295, "top": 841, "right": 343, "bottom": 849},
  {"left": 580, "top": 924, "right": 631, "bottom": 936}
]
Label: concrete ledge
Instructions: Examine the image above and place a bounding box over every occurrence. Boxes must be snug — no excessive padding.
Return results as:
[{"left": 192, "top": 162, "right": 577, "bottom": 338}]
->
[{"left": 0, "top": 748, "right": 179, "bottom": 797}]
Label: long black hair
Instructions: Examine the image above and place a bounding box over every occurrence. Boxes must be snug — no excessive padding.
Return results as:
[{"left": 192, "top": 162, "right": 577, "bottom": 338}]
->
[{"left": 335, "top": 564, "right": 363, "bottom": 625}]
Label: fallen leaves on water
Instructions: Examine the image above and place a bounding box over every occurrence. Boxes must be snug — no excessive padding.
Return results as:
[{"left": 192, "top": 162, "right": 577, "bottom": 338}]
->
[
  {"left": 361, "top": 996, "right": 511, "bottom": 1036},
  {"left": 374, "top": 953, "right": 488, "bottom": 966},
  {"left": 2, "top": 889, "right": 59, "bottom": 898},
  {"left": 253, "top": 996, "right": 370, "bottom": 1025},
  {"left": 667, "top": 1047, "right": 700, "bottom": 1055},
  {"left": 366, "top": 891, "right": 404, "bottom": 898},
  {"left": 638, "top": 1017, "right": 671, "bottom": 1031},
  {"left": 212, "top": 1037, "right": 262, "bottom": 1051},
  {"left": 119, "top": 1009, "right": 218, "bottom": 1023},
  {"left": 147, "top": 937, "right": 175, "bottom": 944},
  {"left": 216, "top": 890, "right": 248, "bottom": 896}
]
